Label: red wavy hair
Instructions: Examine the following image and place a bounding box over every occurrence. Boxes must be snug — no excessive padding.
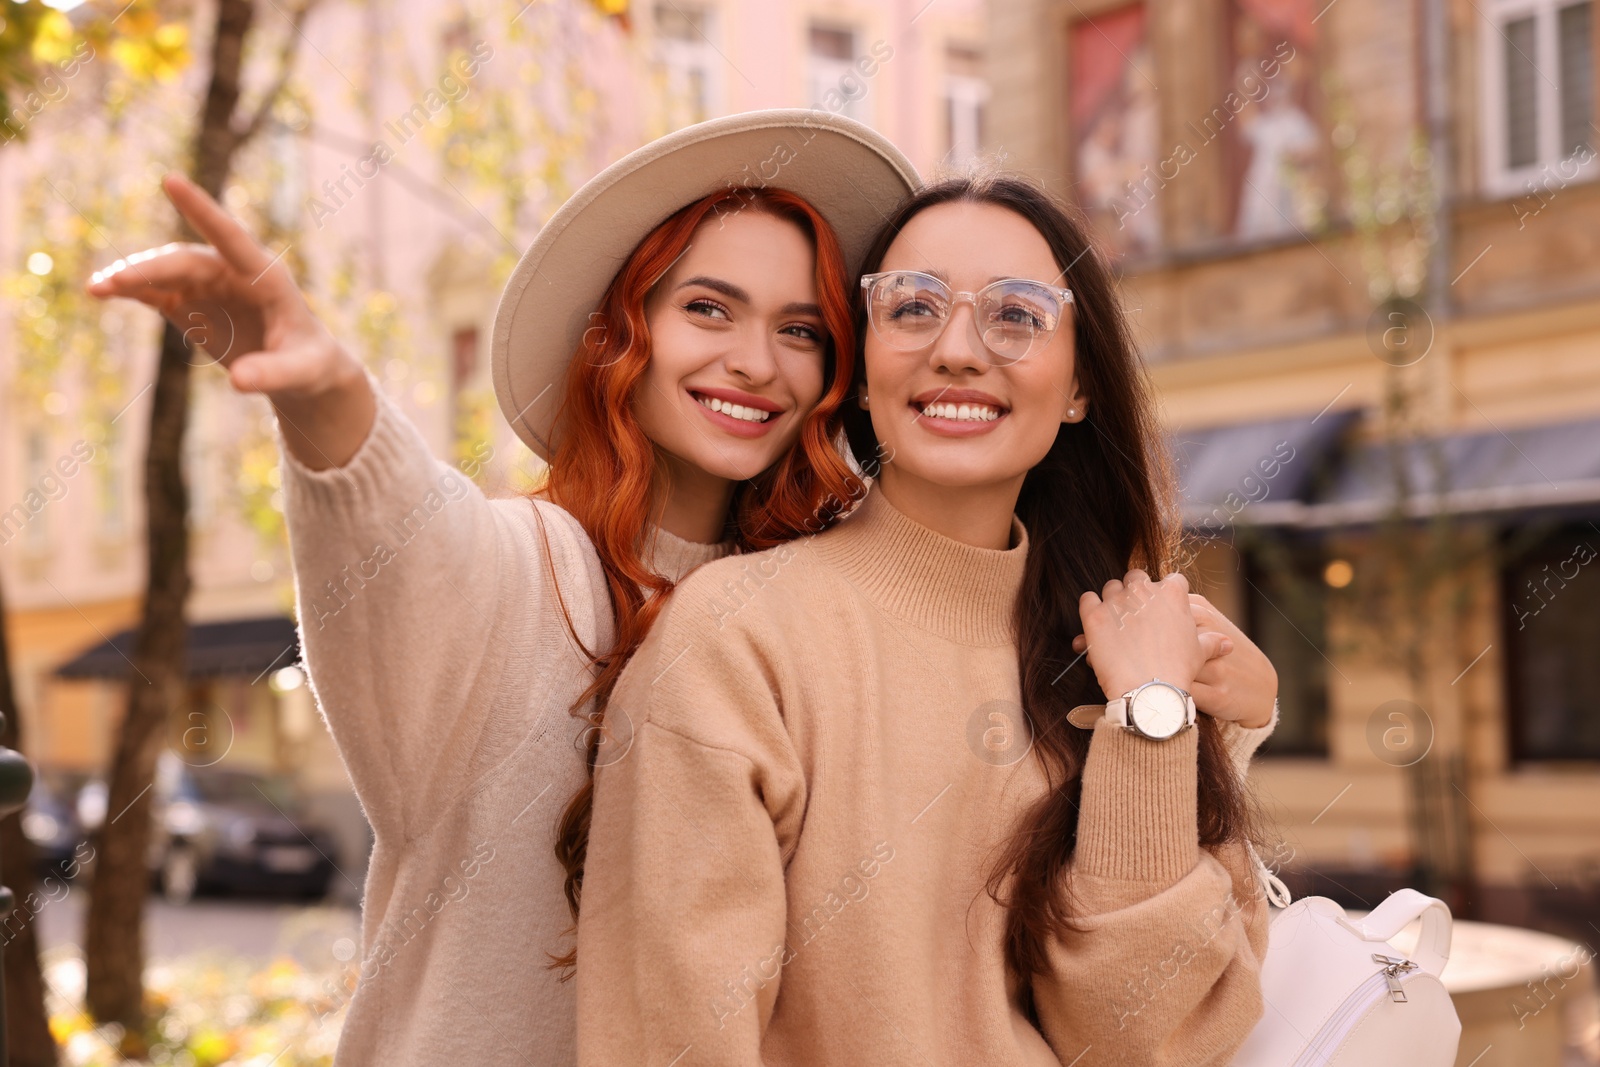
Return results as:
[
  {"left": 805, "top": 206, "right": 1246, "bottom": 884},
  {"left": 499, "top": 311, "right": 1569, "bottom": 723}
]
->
[{"left": 538, "top": 186, "right": 862, "bottom": 971}]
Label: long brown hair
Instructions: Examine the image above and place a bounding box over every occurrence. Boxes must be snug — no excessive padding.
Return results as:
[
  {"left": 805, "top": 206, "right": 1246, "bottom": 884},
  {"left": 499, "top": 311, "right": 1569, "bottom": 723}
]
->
[
  {"left": 842, "top": 173, "right": 1260, "bottom": 1003},
  {"left": 543, "top": 186, "right": 861, "bottom": 972}
]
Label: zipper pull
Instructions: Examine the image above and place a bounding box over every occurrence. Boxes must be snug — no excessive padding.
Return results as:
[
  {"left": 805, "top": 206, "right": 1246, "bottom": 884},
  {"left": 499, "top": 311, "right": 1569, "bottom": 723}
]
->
[{"left": 1371, "top": 953, "right": 1418, "bottom": 1003}]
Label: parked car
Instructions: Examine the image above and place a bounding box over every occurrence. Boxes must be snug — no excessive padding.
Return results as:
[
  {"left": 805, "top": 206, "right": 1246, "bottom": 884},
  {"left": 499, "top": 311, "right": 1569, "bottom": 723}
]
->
[
  {"left": 148, "top": 752, "right": 340, "bottom": 904},
  {"left": 19, "top": 770, "right": 86, "bottom": 880}
]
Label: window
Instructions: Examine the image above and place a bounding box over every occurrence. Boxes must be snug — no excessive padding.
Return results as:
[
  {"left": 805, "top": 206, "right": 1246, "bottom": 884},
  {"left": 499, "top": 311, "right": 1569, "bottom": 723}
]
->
[
  {"left": 99, "top": 423, "right": 123, "bottom": 541},
  {"left": 1503, "top": 521, "right": 1600, "bottom": 761},
  {"left": 944, "top": 45, "right": 988, "bottom": 164},
  {"left": 450, "top": 324, "right": 482, "bottom": 432},
  {"left": 449, "top": 325, "right": 493, "bottom": 483},
  {"left": 183, "top": 420, "right": 210, "bottom": 527},
  {"left": 1480, "top": 0, "right": 1596, "bottom": 196},
  {"left": 440, "top": 14, "right": 473, "bottom": 57},
  {"left": 809, "top": 25, "right": 864, "bottom": 121},
  {"left": 451, "top": 325, "right": 479, "bottom": 395},
  {"left": 1242, "top": 537, "right": 1330, "bottom": 756},
  {"left": 23, "top": 430, "right": 49, "bottom": 552},
  {"left": 1068, "top": 4, "right": 1169, "bottom": 256},
  {"left": 656, "top": 4, "right": 719, "bottom": 127},
  {"left": 266, "top": 121, "right": 304, "bottom": 233}
]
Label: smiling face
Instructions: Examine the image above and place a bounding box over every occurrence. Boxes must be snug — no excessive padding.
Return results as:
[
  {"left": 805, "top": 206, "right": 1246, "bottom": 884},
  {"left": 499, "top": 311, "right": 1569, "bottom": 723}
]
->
[
  {"left": 633, "top": 208, "right": 830, "bottom": 487},
  {"left": 864, "top": 200, "right": 1088, "bottom": 501}
]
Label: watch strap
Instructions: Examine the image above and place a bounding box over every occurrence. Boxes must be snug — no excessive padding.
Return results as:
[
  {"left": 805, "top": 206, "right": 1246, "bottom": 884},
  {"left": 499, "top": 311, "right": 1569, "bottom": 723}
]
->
[
  {"left": 1067, "top": 703, "right": 1105, "bottom": 729},
  {"left": 1066, "top": 685, "right": 1196, "bottom": 735}
]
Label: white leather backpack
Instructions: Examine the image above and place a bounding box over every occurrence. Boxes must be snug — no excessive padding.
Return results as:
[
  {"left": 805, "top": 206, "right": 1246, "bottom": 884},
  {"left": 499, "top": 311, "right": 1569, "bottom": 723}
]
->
[{"left": 1230, "top": 844, "right": 1463, "bottom": 1066}]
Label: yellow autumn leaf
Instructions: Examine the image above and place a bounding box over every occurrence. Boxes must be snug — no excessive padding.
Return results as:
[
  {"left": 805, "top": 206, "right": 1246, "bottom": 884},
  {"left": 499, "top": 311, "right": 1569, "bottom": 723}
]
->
[
  {"left": 188, "top": 1027, "right": 236, "bottom": 1067},
  {"left": 109, "top": 5, "right": 160, "bottom": 39},
  {"left": 155, "top": 22, "right": 188, "bottom": 51},
  {"left": 28, "top": 10, "right": 77, "bottom": 66},
  {"left": 47, "top": 1010, "right": 92, "bottom": 1043},
  {"left": 108, "top": 21, "right": 189, "bottom": 83}
]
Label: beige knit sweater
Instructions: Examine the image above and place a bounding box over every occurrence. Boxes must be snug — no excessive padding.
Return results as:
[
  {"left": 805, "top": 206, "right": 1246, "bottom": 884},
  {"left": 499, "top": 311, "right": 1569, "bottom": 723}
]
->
[
  {"left": 277, "top": 372, "right": 730, "bottom": 1066},
  {"left": 577, "top": 485, "right": 1277, "bottom": 1066}
]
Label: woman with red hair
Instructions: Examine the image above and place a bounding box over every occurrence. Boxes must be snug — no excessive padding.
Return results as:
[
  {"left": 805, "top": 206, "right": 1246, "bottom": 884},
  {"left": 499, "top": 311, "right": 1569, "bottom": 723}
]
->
[{"left": 85, "top": 111, "right": 918, "bottom": 1067}]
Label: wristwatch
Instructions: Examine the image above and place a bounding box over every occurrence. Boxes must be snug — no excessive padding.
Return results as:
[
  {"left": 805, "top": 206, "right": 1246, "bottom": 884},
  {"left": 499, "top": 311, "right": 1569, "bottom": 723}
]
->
[{"left": 1066, "top": 679, "right": 1196, "bottom": 741}]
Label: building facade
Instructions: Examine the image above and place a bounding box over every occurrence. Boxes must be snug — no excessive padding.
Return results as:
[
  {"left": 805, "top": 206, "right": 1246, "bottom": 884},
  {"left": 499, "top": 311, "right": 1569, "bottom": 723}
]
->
[
  {"left": 987, "top": 0, "right": 1600, "bottom": 950},
  {"left": 0, "top": 0, "right": 987, "bottom": 889}
]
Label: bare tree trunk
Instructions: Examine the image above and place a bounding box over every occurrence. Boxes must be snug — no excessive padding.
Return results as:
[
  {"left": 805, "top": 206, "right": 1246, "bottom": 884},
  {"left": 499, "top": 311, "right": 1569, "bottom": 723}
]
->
[
  {"left": 82, "top": 0, "right": 255, "bottom": 1035},
  {"left": 81, "top": 321, "right": 195, "bottom": 1038},
  {"left": 0, "top": 578, "right": 58, "bottom": 1065}
]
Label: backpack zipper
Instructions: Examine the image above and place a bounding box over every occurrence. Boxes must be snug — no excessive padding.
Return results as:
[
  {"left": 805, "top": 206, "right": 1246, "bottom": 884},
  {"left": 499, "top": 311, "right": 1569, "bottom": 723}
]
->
[
  {"left": 1371, "top": 953, "right": 1420, "bottom": 1002},
  {"left": 1288, "top": 954, "right": 1418, "bottom": 1067}
]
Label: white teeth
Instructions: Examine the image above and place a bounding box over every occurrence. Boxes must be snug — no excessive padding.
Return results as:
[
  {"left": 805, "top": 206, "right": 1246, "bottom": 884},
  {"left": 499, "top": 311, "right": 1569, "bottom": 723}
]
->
[
  {"left": 921, "top": 401, "right": 1000, "bottom": 422},
  {"left": 696, "top": 394, "right": 772, "bottom": 423}
]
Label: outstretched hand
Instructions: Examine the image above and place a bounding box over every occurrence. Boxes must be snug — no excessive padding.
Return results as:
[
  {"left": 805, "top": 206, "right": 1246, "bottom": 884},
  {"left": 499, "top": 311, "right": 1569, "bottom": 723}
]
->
[{"left": 85, "top": 172, "right": 374, "bottom": 469}]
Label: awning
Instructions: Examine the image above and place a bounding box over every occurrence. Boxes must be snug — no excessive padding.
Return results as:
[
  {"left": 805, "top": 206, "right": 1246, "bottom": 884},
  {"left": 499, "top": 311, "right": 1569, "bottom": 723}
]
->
[
  {"left": 1172, "top": 409, "right": 1360, "bottom": 529},
  {"left": 53, "top": 615, "right": 301, "bottom": 682},
  {"left": 1298, "top": 413, "right": 1600, "bottom": 527},
  {"left": 1177, "top": 411, "right": 1600, "bottom": 530}
]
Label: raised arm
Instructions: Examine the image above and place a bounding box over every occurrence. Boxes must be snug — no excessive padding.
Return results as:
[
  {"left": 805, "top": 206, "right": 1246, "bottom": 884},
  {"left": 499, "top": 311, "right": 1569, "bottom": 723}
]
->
[
  {"left": 277, "top": 376, "right": 608, "bottom": 840},
  {"left": 575, "top": 595, "right": 803, "bottom": 1066},
  {"left": 87, "top": 173, "right": 607, "bottom": 841}
]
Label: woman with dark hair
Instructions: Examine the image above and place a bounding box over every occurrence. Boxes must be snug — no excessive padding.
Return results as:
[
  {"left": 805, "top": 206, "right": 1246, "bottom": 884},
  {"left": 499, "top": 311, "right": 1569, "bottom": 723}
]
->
[
  {"left": 576, "top": 172, "right": 1280, "bottom": 1065},
  {"left": 85, "top": 112, "right": 917, "bottom": 1066}
]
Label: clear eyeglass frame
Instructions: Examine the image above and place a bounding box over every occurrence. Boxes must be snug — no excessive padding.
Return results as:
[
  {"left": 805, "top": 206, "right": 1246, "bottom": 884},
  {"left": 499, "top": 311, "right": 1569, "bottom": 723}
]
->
[{"left": 859, "top": 269, "right": 1075, "bottom": 366}]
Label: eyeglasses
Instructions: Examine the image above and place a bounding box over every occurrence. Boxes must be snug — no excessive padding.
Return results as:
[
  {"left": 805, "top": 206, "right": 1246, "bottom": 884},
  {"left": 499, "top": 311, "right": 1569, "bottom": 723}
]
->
[{"left": 859, "top": 270, "right": 1074, "bottom": 366}]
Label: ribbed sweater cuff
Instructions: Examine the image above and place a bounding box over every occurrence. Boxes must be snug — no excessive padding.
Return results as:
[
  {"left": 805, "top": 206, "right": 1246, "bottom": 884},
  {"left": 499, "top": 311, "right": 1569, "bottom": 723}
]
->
[
  {"left": 1073, "top": 719, "right": 1200, "bottom": 886},
  {"left": 1224, "top": 699, "right": 1280, "bottom": 772},
  {"left": 277, "top": 369, "right": 421, "bottom": 516}
]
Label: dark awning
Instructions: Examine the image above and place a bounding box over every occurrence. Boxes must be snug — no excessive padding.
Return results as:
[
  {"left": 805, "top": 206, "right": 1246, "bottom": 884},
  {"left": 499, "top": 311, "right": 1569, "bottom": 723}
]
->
[
  {"left": 54, "top": 615, "right": 301, "bottom": 682},
  {"left": 1172, "top": 409, "right": 1360, "bottom": 529},
  {"left": 1298, "top": 414, "right": 1600, "bottom": 527}
]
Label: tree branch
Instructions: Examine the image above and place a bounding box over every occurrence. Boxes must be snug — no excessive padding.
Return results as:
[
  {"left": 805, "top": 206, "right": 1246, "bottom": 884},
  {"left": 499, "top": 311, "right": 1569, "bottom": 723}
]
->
[
  {"left": 298, "top": 120, "right": 526, "bottom": 251},
  {"left": 236, "top": 0, "right": 319, "bottom": 147}
]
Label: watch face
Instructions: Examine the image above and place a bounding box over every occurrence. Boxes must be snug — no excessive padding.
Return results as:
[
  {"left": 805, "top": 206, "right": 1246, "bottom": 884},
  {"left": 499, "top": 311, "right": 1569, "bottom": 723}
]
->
[{"left": 1131, "top": 683, "right": 1187, "bottom": 739}]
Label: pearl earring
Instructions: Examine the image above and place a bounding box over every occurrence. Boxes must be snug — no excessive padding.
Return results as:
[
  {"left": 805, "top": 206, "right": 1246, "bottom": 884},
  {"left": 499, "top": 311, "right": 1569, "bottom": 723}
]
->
[
  {"left": 858, "top": 392, "right": 870, "bottom": 410},
  {"left": 1065, "top": 406, "right": 1077, "bottom": 419}
]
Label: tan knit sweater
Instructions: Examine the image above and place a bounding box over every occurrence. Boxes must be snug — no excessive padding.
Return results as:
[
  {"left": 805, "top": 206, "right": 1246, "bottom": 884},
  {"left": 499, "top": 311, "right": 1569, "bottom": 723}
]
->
[
  {"left": 577, "top": 485, "right": 1276, "bottom": 1066},
  {"left": 277, "top": 371, "right": 730, "bottom": 1067}
]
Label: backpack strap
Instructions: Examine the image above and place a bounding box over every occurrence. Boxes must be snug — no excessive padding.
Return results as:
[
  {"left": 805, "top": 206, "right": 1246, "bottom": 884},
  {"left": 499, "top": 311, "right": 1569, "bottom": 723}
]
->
[
  {"left": 1245, "top": 839, "right": 1293, "bottom": 909},
  {"left": 1334, "top": 887, "right": 1454, "bottom": 976}
]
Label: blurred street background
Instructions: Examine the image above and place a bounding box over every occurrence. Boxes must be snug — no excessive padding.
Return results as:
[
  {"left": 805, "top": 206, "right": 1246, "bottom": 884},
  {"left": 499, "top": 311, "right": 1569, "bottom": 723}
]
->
[{"left": 0, "top": 0, "right": 1597, "bottom": 1063}]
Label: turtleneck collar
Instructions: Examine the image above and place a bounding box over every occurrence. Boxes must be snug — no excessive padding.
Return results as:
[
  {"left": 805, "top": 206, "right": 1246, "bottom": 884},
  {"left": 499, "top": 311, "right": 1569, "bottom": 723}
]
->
[
  {"left": 812, "top": 484, "right": 1029, "bottom": 646},
  {"left": 643, "top": 524, "right": 735, "bottom": 584}
]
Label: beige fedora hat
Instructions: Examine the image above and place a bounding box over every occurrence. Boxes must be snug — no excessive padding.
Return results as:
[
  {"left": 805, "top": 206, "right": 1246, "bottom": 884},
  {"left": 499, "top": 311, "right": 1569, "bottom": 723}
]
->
[{"left": 490, "top": 109, "right": 919, "bottom": 458}]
